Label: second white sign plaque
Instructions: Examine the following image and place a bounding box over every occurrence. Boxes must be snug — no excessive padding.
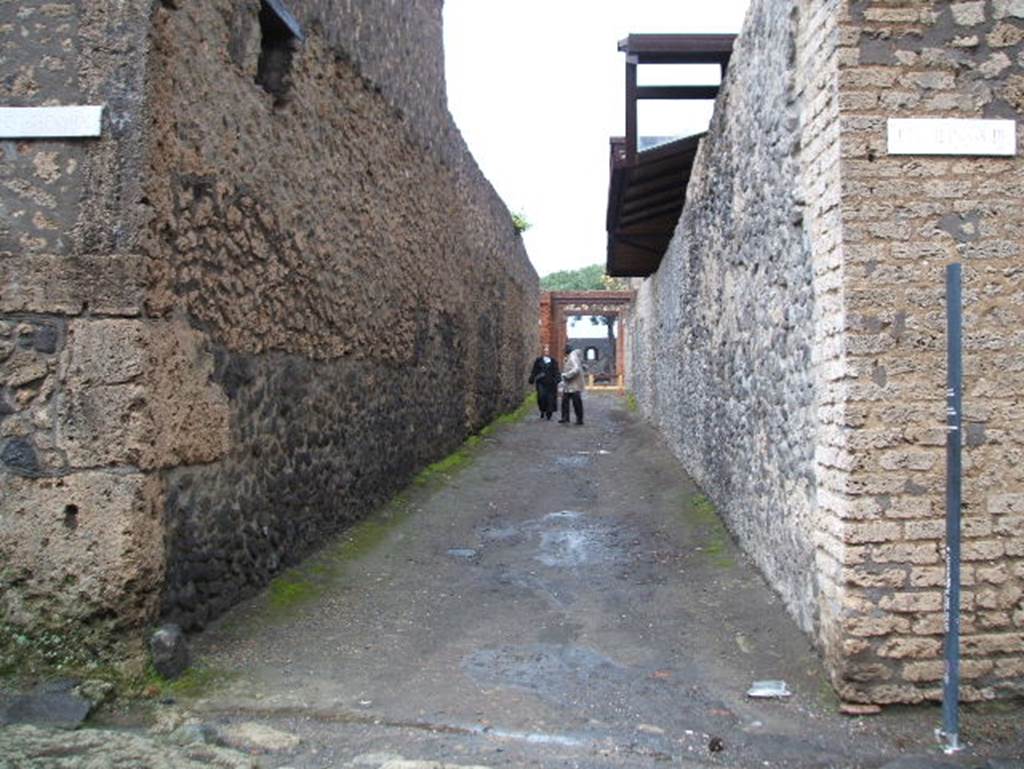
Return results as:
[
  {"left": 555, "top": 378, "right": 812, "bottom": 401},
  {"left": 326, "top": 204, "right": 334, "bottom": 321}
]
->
[{"left": 887, "top": 118, "right": 1016, "bottom": 157}]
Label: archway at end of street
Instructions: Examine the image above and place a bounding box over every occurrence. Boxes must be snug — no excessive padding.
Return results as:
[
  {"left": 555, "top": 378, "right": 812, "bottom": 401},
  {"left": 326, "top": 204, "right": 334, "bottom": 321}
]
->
[{"left": 539, "top": 291, "right": 633, "bottom": 391}]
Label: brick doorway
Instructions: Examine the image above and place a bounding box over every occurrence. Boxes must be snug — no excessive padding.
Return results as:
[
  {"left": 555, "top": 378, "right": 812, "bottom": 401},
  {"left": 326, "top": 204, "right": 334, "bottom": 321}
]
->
[{"left": 539, "top": 291, "right": 633, "bottom": 391}]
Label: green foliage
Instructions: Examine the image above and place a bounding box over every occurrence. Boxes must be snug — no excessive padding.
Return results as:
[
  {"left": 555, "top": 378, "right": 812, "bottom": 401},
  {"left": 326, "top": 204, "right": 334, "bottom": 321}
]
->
[
  {"left": 624, "top": 391, "right": 638, "bottom": 412},
  {"left": 540, "top": 264, "right": 606, "bottom": 291},
  {"left": 539, "top": 264, "right": 629, "bottom": 291},
  {"left": 512, "top": 211, "right": 531, "bottom": 233},
  {"left": 691, "top": 494, "right": 717, "bottom": 521},
  {"left": 601, "top": 274, "right": 629, "bottom": 291}
]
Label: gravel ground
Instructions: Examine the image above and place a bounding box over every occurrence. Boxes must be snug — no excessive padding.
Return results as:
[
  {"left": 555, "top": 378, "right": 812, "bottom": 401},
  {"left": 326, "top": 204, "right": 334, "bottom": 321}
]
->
[{"left": 10, "top": 393, "right": 1023, "bottom": 769}]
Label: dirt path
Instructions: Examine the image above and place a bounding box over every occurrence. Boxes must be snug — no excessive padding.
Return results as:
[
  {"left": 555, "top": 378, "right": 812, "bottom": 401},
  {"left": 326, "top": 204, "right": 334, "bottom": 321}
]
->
[{"left": 104, "top": 394, "right": 1023, "bottom": 768}]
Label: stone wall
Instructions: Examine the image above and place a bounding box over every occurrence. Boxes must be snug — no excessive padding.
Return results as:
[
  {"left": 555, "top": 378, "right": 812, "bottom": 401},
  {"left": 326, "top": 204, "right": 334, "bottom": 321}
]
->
[
  {"left": 1, "top": 0, "right": 537, "bottom": 662},
  {"left": 628, "top": 0, "right": 827, "bottom": 634},
  {"left": 627, "top": 0, "right": 1024, "bottom": 703},
  {"left": 1, "top": 0, "right": 164, "bottom": 666}
]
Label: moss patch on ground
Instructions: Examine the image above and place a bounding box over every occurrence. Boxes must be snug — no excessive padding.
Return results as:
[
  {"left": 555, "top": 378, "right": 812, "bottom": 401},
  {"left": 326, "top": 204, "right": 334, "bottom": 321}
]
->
[
  {"left": 416, "top": 393, "right": 534, "bottom": 483},
  {"left": 263, "top": 496, "right": 412, "bottom": 619},
  {"left": 686, "top": 493, "right": 735, "bottom": 568},
  {"left": 268, "top": 574, "right": 319, "bottom": 609},
  {"left": 159, "top": 666, "right": 234, "bottom": 697},
  {"left": 141, "top": 663, "right": 236, "bottom": 700},
  {"left": 413, "top": 446, "right": 476, "bottom": 486},
  {"left": 479, "top": 391, "right": 536, "bottom": 437},
  {"left": 624, "top": 391, "right": 638, "bottom": 412}
]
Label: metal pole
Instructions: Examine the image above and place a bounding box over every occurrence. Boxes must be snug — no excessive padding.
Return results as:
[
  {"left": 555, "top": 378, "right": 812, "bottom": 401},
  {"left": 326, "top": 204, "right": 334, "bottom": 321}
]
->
[{"left": 940, "top": 262, "right": 963, "bottom": 754}]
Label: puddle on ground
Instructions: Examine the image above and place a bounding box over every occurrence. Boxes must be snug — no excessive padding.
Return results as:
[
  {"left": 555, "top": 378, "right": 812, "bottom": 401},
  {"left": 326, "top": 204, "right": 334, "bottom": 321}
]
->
[
  {"left": 478, "top": 511, "right": 621, "bottom": 570},
  {"left": 534, "top": 511, "right": 617, "bottom": 568},
  {"left": 537, "top": 530, "right": 591, "bottom": 567}
]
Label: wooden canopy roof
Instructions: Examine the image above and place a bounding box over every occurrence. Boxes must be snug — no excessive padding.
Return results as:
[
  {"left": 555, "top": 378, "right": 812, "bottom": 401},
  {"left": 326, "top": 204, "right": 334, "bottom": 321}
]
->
[{"left": 606, "top": 34, "right": 736, "bottom": 278}]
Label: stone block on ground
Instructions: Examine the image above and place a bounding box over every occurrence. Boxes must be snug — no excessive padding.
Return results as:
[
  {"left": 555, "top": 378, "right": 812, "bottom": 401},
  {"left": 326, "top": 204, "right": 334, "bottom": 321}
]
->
[
  {"left": 150, "top": 623, "right": 191, "bottom": 679},
  {"left": 0, "top": 684, "right": 92, "bottom": 729}
]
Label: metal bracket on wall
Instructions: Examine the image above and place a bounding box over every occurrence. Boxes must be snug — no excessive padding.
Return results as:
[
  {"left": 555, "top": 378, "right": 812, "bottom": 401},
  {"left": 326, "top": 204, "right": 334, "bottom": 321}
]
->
[{"left": 264, "top": 0, "right": 305, "bottom": 41}]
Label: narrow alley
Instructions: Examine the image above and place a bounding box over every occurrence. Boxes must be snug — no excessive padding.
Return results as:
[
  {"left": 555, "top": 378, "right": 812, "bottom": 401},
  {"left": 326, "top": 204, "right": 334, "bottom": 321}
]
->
[
  {"left": 14, "top": 394, "right": 1011, "bottom": 769},
  {"left": 3, "top": 2, "right": 1024, "bottom": 766}
]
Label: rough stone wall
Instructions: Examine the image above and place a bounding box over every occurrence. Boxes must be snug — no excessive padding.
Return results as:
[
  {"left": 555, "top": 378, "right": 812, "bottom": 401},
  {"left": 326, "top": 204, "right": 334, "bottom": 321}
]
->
[
  {"left": 826, "top": 0, "right": 1024, "bottom": 703},
  {"left": 1, "top": 0, "right": 536, "bottom": 660},
  {"left": 627, "top": 0, "right": 1024, "bottom": 703},
  {"left": 627, "top": 0, "right": 828, "bottom": 635},
  {"left": 148, "top": 0, "right": 536, "bottom": 633}
]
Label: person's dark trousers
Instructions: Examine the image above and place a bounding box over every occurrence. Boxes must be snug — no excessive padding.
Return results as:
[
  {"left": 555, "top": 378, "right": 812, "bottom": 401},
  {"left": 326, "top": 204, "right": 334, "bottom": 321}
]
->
[
  {"left": 560, "top": 392, "right": 583, "bottom": 424},
  {"left": 544, "top": 384, "right": 557, "bottom": 418},
  {"left": 536, "top": 384, "right": 554, "bottom": 418}
]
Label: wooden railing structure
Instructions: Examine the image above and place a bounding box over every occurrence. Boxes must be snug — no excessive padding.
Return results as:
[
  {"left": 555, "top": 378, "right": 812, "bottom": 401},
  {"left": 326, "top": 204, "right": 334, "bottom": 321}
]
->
[{"left": 585, "top": 372, "right": 625, "bottom": 392}]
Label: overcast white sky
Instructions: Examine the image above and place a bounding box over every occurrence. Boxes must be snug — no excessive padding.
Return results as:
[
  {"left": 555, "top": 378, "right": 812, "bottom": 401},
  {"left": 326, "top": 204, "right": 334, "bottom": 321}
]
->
[{"left": 443, "top": 1, "right": 751, "bottom": 279}]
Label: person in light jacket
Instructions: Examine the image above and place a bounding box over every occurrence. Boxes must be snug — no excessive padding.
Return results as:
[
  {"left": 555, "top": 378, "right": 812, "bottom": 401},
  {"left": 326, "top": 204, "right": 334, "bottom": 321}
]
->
[{"left": 558, "top": 344, "right": 585, "bottom": 425}]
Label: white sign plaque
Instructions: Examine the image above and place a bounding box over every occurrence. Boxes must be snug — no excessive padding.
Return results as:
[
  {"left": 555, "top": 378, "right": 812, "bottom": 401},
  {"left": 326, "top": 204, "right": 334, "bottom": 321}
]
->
[
  {"left": 887, "top": 118, "right": 1016, "bottom": 157},
  {"left": 0, "top": 105, "right": 104, "bottom": 139}
]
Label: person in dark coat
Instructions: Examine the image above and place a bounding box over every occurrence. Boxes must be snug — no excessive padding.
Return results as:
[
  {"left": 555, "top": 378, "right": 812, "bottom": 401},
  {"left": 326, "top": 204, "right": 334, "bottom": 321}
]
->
[{"left": 528, "top": 345, "right": 560, "bottom": 420}]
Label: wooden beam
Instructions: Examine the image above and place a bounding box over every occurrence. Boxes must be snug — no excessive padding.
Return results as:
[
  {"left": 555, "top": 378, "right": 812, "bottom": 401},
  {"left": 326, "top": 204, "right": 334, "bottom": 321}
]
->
[
  {"left": 617, "top": 33, "right": 736, "bottom": 65},
  {"left": 625, "top": 55, "right": 638, "bottom": 166},
  {"left": 611, "top": 232, "right": 670, "bottom": 253},
  {"left": 636, "top": 85, "right": 720, "bottom": 100},
  {"left": 618, "top": 200, "right": 685, "bottom": 228}
]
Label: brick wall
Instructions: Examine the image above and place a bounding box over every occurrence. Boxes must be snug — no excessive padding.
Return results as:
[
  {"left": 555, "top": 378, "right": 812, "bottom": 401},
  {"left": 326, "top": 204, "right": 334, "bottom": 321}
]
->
[
  {"left": 539, "top": 292, "right": 553, "bottom": 354},
  {"left": 626, "top": 0, "right": 1023, "bottom": 703},
  {"left": 0, "top": 0, "right": 537, "bottom": 666},
  {"left": 826, "top": 0, "right": 1024, "bottom": 703}
]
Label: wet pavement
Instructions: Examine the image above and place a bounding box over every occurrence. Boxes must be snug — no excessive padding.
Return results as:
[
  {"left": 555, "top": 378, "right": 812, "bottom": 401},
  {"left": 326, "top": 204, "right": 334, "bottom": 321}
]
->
[{"left": 76, "top": 395, "right": 1024, "bottom": 766}]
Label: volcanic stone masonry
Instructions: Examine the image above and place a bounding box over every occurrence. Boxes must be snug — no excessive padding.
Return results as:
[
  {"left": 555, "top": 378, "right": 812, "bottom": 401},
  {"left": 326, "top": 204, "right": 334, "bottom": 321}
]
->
[
  {"left": 0, "top": 0, "right": 537, "bottom": 666},
  {"left": 626, "top": 0, "right": 1024, "bottom": 703}
]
